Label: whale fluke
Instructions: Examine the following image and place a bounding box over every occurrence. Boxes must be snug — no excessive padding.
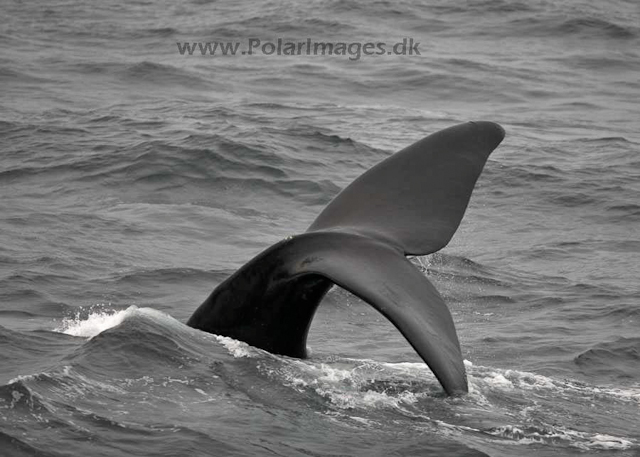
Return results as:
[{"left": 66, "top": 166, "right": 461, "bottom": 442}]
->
[
  {"left": 308, "top": 121, "right": 505, "bottom": 254},
  {"left": 187, "top": 121, "right": 505, "bottom": 395}
]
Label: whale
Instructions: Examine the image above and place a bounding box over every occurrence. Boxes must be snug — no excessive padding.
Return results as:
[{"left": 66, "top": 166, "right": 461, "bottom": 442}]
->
[{"left": 187, "top": 121, "right": 506, "bottom": 395}]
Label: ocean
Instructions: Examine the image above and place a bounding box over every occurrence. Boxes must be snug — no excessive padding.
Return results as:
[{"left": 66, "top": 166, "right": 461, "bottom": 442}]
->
[{"left": 1, "top": 0, "right": 639, "bottom": 455}]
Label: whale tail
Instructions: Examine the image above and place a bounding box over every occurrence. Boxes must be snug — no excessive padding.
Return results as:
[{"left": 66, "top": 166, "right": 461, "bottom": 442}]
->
[{"left": 187, "top": 121, "right": 505, "bottom": 395}]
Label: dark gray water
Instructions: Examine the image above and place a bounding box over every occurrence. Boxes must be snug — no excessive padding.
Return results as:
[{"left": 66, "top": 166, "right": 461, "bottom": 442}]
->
[{"left": 1, "top": 0, "right": 639, "bottom": 455}]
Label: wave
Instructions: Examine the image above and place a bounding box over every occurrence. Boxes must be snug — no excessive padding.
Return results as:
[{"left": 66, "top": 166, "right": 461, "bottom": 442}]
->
[
  {"left": 574, "top": 337, "right": 640, "bottom": 380},
  {"left": 0, "top": 121, "right": 372, "bottom": 211},
  {"left": 425, "top": 0, "right": 535, "bottom": 15},
  {"left": 54, "top": 305, "right": 133, "bottom": 338},
  {"left": 224, "top": 15, "right": 350, "bottom": 36},
  {"left": 222, "top": 341, "right": 639, "bottom": 451},
  {"left": 486, "top": 425, "right": 634, "bottom": 451},
  {"left": 557, "top": 17, "right": 637, "bottom": 39},
  {"left": 3, "top": 305, "right": 638, "bottom": 454},
  {"left": 507, "top": 16, "right": 637, "bottom": 39},
  {"left": 0, "top": 430, "right": 66, "bottom": 457},
  {"left": 54, "top": 305, "right": 194, "bottom": 342},
  {"left": 0, "top": 363, "right": 245, "bottom": 457},
  {"left": 0, "top": 67, "right": 53, "bottom": 84},
  {"left": 139, "top": 27, "right": 178, "bottom": 38},
  {"left": 0, "top": 379, "right": 53, "bottom": 415},
  {"left": 68, "top": 61, "right": 211, "bottom": 89},
  {"left": 106, "top": 267, "right": 223, "bottom": 288}
]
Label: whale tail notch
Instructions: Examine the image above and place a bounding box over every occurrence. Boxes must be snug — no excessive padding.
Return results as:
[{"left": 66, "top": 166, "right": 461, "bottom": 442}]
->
[{"left": 187, "top": 121, "right": 505, "bottom": 396}]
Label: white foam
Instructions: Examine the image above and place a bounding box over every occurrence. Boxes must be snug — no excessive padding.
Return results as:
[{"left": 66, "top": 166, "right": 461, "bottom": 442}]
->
[
  {"left": 10, "top": 390, "right": 24, "bottom": 409},
  {"left": 316, "top": 386, "right": 419, "bottom": 410},
  {"left": 54, "top": 306, "right": 135, "bottom": 338},
  {"left": 266, "top": 357, "right": 638, "bottom": 450},
  {"left": 53, "top": 305, "right": 178, "bottom": 339},
  {"left": 487, "top": 425, "right": 635, "bottom": 451},
  {"left": 214, "top": 335, "right": 260, "bottom": 358},
  {"left": 589, "top": 434, "right": 634, "bottom": 450},
  {"left": 467, "top": 364, "right": 640, "bottom": 404},
  {"left": 262, "top": 357, "right": 437, "bottom": 412},
  {"left": 485, "top": 373, "right": 513, "bottom": 389}
]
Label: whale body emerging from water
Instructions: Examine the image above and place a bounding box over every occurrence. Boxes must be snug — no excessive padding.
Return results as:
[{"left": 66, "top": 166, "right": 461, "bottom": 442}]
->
[{"left": 187, "top": 121, "right": 505, "bottom": 395}]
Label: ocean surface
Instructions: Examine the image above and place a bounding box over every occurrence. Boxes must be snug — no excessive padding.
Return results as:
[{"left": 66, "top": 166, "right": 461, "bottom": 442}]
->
[{"left": 1, "top": 0, "right": 639, "bottom": 455}]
